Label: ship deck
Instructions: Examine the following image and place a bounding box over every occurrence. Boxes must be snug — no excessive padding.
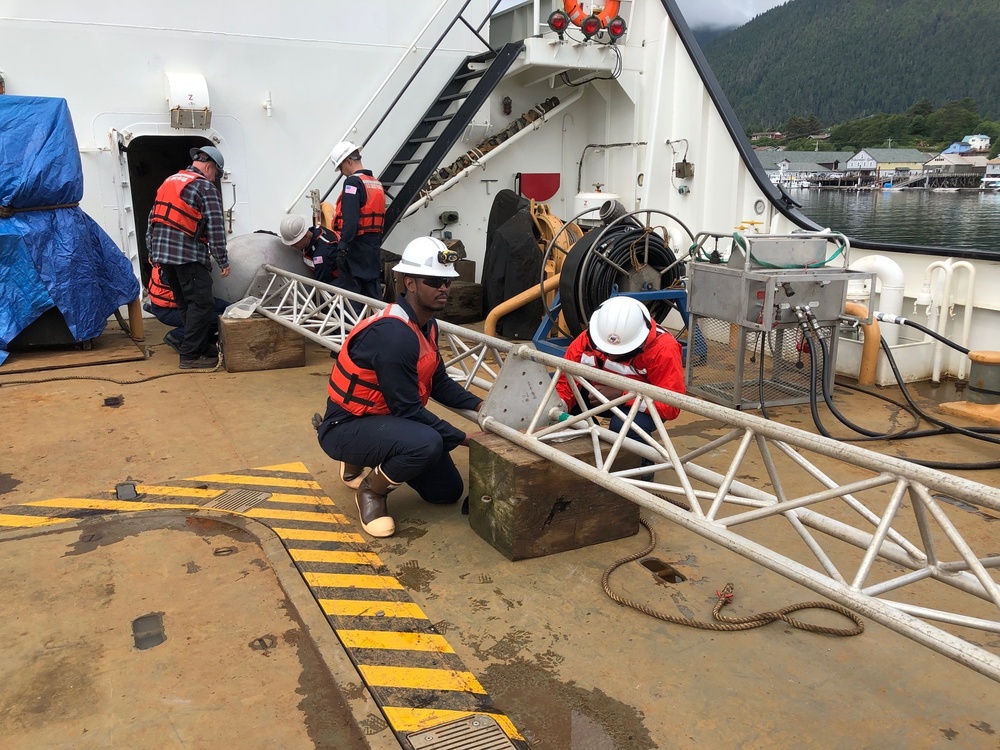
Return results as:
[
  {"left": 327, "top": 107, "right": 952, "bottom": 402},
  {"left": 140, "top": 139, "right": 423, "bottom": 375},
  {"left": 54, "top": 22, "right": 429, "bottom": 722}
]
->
[{"left": 1, "top": 320, "right": 998, "bottom": 749}]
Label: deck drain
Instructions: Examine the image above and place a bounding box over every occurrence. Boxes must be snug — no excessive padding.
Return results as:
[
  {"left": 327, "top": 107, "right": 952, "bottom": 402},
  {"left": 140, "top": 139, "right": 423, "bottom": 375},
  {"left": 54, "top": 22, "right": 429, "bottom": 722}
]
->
[
  {"left": 132, "top": 613, "right": 166, "bottom": 650},
  {"left": 408, "top": 714, "right": 515, "bottom": 749},
  {"left": 203, "top": 488, "right": 272, "bottom": 513},
  {"left": 641, "top": 557, "right": 686, "bottom": 583}
]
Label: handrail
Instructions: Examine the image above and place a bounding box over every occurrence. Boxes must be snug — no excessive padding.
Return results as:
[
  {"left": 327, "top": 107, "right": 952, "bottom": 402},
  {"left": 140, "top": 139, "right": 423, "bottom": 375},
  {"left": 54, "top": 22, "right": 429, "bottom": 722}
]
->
[{"left": 285, "top": 0, "right": 505, "bottom": 212}]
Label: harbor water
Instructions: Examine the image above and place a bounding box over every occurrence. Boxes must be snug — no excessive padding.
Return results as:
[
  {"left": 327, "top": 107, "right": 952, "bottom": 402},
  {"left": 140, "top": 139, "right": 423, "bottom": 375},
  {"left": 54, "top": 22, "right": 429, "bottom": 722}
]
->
[{"left": 793, "top": 188, "right": 1000, "bottom": 252}]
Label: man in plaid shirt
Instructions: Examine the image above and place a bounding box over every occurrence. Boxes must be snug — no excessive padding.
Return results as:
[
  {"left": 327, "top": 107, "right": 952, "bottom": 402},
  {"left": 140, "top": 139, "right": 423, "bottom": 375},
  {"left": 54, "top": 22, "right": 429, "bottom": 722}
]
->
[{"left": 147, "top": 145, "right": 231, "bottom": 369}]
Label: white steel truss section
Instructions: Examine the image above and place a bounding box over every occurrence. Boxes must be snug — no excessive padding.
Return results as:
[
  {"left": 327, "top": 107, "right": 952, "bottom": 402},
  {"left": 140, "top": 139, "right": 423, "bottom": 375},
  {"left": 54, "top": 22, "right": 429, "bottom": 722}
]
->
[{"left": 255, "top": 268, "right": 1000, "bottom": 683}]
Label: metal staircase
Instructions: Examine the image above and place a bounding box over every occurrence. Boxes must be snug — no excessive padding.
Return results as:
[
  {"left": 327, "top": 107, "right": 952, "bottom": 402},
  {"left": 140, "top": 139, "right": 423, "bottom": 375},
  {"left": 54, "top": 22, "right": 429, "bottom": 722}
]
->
[{"left": 379, "top": 41, "right": 524, "bottom": 238}]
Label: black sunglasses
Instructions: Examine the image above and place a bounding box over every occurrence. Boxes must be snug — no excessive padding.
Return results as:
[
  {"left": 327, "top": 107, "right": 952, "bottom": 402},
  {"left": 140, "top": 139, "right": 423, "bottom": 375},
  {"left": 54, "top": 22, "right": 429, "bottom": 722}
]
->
[{"left": 419, "top": 277, "right": 453, "bottom": 289}]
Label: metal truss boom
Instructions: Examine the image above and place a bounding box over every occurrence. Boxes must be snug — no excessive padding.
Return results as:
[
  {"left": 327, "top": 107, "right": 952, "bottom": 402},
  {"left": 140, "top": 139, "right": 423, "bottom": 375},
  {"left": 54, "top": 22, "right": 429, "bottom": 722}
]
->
[{"left": 256, "top": 266, "right": 1000, "bottom": 683}]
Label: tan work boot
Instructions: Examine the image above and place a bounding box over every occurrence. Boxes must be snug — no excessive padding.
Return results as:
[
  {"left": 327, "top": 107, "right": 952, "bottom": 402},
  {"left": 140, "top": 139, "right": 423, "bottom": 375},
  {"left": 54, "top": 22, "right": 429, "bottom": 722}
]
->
[
  {"left": 339, "top": 461, "right": 369, "bottom": 490},
  {"left": 355, "top": 466, "right": 398, "bottom": 537}
]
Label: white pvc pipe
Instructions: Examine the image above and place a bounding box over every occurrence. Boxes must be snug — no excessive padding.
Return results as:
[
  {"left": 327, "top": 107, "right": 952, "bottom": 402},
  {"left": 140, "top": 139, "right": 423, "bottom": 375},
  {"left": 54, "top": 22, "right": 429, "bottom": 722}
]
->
[
  {"left": 399, "top": 87, "right": 585, "bottom": 219},
  {"left": 924, "top": 258, "right": 976, "bottom": 383},
  {"left": 850, "top": 254, "right": 905, "bottom": 347},
  {"left": 950, "top": 260, "right": 977, "bottom": 381}
]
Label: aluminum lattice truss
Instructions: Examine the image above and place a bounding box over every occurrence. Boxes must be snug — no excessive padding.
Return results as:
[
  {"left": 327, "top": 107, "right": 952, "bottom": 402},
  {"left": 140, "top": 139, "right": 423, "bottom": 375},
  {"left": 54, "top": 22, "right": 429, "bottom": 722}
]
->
[{"left": 256, "top": 266, "right": 1000, "bottom": 683}]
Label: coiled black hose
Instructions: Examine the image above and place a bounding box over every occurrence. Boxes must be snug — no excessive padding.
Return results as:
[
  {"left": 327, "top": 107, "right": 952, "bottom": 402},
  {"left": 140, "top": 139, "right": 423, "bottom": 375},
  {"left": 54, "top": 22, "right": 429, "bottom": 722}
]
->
[
  {"left": 558, "top": 222, "right": 681, "bottom": 335},
  {"left": 800, "top": 314, "right": 1000, "bottom": 470}
]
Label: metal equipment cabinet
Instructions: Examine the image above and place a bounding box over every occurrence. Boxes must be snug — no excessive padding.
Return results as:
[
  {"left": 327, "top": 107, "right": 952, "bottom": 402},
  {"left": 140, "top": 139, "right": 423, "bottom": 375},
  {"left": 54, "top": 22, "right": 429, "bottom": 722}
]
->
[{"left": 685, "top": 234, "right": 873, "bottom": 410}]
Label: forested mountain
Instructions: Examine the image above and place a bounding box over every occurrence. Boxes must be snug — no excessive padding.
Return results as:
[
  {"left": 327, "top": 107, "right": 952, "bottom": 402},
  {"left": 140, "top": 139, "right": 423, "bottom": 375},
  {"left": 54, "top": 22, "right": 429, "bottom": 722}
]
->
[{"left": 701, "top": 0, "right": 1000, "bottom": 129}]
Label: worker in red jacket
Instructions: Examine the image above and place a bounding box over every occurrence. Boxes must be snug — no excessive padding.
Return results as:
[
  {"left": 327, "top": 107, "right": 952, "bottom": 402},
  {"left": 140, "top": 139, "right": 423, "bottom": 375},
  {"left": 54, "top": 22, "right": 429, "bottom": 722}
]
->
[{"left": 556, "top": 296, "right": 685, "bottom": 441}]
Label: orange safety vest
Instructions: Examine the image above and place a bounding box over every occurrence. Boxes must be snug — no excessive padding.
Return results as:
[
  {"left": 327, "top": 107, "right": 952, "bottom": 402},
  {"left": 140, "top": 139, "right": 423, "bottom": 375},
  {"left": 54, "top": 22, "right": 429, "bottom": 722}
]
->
[
  {"left": 327, "top": 304, "right": 439, "bottom": 416},
  {"left": 147, "top": 265, "right": 177, "bottom": 308},
  {"left": 333, "top": 173, "right": 386, "bottom": 236},
  {"left": 149, "top": 170, "right": 207, "bottom": 241}
]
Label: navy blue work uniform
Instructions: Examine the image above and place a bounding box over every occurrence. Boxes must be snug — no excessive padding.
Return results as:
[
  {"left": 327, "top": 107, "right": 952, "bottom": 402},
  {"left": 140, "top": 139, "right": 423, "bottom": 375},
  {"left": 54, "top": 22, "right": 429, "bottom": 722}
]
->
[
  {"left": 334, "top": 170, "right": 384, "bottom": 301},
  {"left": 317, "top": 294, "right": 482, "bottom": 504}
]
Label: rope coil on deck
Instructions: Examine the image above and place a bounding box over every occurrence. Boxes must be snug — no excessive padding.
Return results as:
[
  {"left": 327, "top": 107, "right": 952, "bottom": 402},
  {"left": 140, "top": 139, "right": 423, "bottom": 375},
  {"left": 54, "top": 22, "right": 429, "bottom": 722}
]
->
[{"left": 602, "top": 517, "right": 865, "bottom": 636}]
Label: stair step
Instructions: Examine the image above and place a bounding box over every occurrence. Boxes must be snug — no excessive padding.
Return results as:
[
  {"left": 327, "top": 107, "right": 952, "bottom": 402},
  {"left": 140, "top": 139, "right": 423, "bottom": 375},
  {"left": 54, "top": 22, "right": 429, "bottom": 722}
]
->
[
  {"left": 392, "top": 159, "right": 422, "bottom": 166},
  {"left": 438, "top": 91, "right": 470, "bottom": 103},
  {"left": 422, "top": 114, "right": 455, "bottom": 124},
  {"left": 454, "top": 69, "right": 486, "bottom": 82},
  {"left": 467, "top": 50, "right": 498, "bottom": 64}
]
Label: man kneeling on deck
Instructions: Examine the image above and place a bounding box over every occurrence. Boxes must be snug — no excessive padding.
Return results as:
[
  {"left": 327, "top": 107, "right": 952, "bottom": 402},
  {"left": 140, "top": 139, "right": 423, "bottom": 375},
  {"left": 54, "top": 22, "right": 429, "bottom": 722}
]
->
[
  {"left": 556, "top": 296, "right": 685, "bottom": 476},
  {"left": 316, "top": 236, "right": 484, "bottom": 537}
]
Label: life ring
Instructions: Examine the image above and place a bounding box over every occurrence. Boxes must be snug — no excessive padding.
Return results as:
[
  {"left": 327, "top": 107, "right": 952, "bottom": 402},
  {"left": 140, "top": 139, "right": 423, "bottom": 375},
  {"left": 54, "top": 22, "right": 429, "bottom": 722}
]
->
[{"left": 563, "top": 0, "right": 620, "bottom": 27}]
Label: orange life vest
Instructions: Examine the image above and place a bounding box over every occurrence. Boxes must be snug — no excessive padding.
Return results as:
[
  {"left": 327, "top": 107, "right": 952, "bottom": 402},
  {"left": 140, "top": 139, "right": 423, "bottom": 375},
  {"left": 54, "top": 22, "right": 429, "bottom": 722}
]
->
[
  {"left": 334, "top": 173, "right": 386, "bottom": 236},
  {"left": 149, "top": 170, "right": 207, "bottom": 241},
  {"left": 327, "top": 304, "right": 439, "bottom": 416},
  {"left": 147, "top": 265, "right": 177, "bottom": 308}
]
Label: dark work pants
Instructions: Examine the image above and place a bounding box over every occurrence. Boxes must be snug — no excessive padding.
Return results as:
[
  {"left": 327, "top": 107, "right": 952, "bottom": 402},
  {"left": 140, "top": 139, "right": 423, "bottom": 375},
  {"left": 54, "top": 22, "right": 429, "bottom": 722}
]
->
[
  {"left": 162, "top": 262, "right": 216, "bottom": 360},
  {"left": 333, "top": 268, "right": 383, "bottom": 312},
  {"left": 147, "top": 299, "right": 227, "bottom": 341},
  {"left": 318, "top": 415, "right": 464, "bottom": 505}
]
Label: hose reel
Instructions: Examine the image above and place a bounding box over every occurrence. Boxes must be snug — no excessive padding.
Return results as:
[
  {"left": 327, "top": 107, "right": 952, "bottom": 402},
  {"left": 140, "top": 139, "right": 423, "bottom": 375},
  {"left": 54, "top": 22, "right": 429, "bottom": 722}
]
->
[{"left": 542, "top": 203, "right": 695, "bottom": 337}]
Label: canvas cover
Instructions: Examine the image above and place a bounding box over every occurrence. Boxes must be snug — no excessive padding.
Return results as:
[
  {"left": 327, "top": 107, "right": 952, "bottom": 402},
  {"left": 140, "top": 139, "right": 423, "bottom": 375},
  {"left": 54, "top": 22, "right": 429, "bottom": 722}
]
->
[{"left": 0, "top": 95, "right": 137, "bottom": 364}]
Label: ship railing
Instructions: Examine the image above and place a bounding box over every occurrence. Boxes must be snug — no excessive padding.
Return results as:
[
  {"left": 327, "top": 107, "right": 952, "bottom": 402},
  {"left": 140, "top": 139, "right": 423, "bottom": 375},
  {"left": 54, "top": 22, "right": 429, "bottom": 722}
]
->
[
  {"left": 255, "top": 264, "right": 1000, "bottom": 685},
  {"left": 287, "top": 0, "right": 505, "bottom": 213}
]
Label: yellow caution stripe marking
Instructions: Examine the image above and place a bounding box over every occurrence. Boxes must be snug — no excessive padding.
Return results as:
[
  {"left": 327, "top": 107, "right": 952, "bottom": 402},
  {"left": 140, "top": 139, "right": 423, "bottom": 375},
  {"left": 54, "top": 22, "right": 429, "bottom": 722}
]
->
[
  {"left": 272, "top": 528, "right": 365, "bottom": 544},
  {"left": 290, "top": 549, "right": 382, "bottom": 566},
  {"left": 0, "top": 513, "right": 67, "bottom": 528},
  {"left": 319, "top": 599, "right": 429, "bottom": 619},
  {"left": 26, "top": 498, "right": 200, "bottom": 512},
  {"left": 189, "top": 473, "right": 322, "bottom": 490},
  {"left": 261, "top": 493, "right": 335, "bottom": 507},
  {"left": 382, "top": 708, "right": 524, "bottom": 740},
  {"left": 338, "top": 630, "right": 455, "bottom": 653},
  {"left": 134, "top": 485, "right": 224, "bottom": 499},
  {"left": 256, "top": 462, "right": 311, "bottom": 473},
  {"left": 246, "top": 508, "right": 349, "bottom": 525},
  {"left": 305, "top": 572, "right": 405, "bottom": 590},
  {"left": 359, "top": 665, "right": 487, "bottom": 693}
]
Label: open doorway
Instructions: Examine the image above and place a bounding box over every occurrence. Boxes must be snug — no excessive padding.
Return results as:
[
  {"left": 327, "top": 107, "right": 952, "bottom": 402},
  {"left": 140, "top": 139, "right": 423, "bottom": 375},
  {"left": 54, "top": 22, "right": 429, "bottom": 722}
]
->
[{"left": 124, "top": 135, "right": 215, "bottom": 287}]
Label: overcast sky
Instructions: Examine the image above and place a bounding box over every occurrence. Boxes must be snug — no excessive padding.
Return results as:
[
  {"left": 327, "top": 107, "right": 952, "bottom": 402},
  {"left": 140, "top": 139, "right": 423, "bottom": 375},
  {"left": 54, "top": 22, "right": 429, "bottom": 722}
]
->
[{"left": 674, "top": 0, "right": 789, "bottom": 29}]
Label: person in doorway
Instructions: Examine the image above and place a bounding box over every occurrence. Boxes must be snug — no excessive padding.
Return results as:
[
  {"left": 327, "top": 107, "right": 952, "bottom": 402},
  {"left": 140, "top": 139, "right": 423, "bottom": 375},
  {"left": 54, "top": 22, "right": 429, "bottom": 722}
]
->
[
  {"left": 146, "top": 145, "right": 231, "bottom": 369},
  {"left": 278, "top": 214, "right": 340, "bottom": 285},
  {"left": 316, "top": 236, "right": 484, "bottom": 538},
  {"left": 143, "top": 263, "right": 228, "bottom": 354},
  {"left": 556, "top": 295, "right": 685, "bottom": 445},
  {"left": 329, "top": 141, "right": 385, "bottom": 302}
]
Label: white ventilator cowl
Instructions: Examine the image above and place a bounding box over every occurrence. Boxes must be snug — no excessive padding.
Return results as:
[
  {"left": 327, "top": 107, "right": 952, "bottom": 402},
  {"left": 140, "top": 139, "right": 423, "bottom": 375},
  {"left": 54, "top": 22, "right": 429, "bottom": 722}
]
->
[
  {"left": 588, "top": 296, "right": 652, "bottom": 356},
  {"left": 279, "top": 214, "right": 310, "bottom": 245},
  {"left": 330, "top": 141, "right": 359, "bottom": 169},
  {"left": 392, "top": 236, "right": 460, "bottom": 277}
]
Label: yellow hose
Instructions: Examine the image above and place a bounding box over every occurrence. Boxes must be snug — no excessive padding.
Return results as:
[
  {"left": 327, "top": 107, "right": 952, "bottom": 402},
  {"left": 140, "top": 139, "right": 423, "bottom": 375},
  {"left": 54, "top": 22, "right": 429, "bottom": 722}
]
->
[
  {"left": 484, "top": 274, "right": 561, "bottom": 338},
  {"left": 844, "top": 301, "right": 879, "bottom": 386}
]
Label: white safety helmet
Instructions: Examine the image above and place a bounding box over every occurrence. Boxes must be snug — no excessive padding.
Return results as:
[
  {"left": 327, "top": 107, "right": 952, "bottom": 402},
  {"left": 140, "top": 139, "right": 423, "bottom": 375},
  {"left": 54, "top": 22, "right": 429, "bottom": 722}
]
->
[
  {"left": 279, "top": 214, "right": 310, "bottom": 246},
  {"left": 330, "top": 141, "right": 360, "bottom": 170},
  {"left": 392, "top": 236, "right": 461, "bottom": 278},
  {"left": 588, "top": 296, "right": 652, "bottom": 356}
]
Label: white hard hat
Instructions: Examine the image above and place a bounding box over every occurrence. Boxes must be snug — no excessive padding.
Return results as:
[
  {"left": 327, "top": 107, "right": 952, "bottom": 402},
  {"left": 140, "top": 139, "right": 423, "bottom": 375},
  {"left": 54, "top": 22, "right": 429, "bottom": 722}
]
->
[
  {"left": 392, "top": 236, "right": 461, "bottom": 278},
  {"left": 588, "top": 296, "right": 652, "bottom": 356},
  {"left": 279, "top": 214, "right": 310, "bottom": 245},
  {"left": 330, "top": 141, "right": 360, "bottom": 169}
]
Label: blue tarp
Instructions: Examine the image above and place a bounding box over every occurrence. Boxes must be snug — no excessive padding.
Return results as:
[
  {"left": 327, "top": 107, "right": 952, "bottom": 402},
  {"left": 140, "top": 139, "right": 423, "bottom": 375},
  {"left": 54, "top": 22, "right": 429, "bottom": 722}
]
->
[{"left": 0, "top": 95, "right": 138, "bottom": 364}]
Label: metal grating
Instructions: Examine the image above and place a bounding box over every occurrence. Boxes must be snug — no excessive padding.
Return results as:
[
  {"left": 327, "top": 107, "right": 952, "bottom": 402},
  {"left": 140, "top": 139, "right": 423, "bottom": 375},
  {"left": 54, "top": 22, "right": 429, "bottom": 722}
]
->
[
  {"left": 202, "top": 488, "right": 272, "bottom": 513},
  {"left": 686, "top": 315, "right": 836, "bottom": 410},
  {"left": 408, "top": 714, "right": 516, "bottom": 750}
]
